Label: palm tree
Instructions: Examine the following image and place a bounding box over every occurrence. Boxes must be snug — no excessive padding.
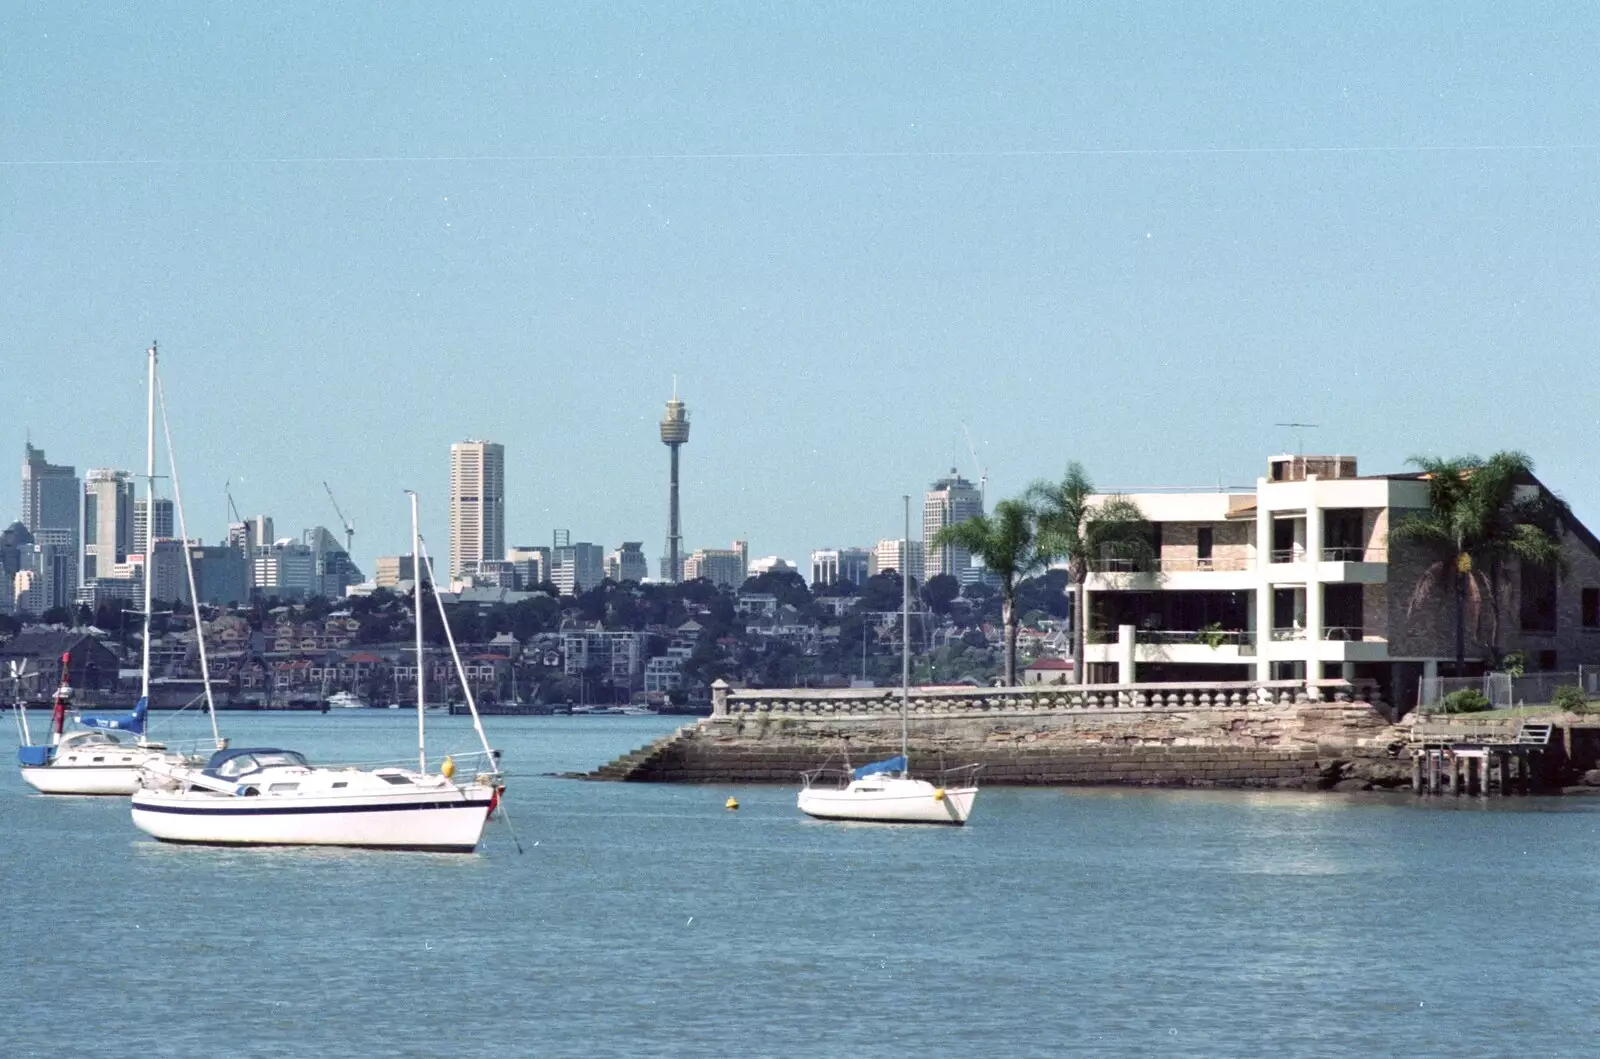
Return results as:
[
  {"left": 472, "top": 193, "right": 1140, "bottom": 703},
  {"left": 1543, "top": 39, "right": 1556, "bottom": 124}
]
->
[
  {"left": 1028, "top": 462, "right": 1155, "bottom": 684},
  {"left": 1390, "top": 451, "right": 1568, "bottom": 674},
  {"left": 932, "top": 498, "right": 1043, "bottom": 686}
]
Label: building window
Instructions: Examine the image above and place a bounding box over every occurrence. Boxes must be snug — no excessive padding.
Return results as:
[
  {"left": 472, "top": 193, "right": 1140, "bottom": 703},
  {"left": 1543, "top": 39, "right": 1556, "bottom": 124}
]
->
[
  {"left": 1519, "top": 564, "right": 1558, "bottom": 634},
  {"left": 1196, "top": 527, "right": 1213, "bottom": 567},
  {"left": 1583, "top": 587, "right": 1599, "bottom": 630}
]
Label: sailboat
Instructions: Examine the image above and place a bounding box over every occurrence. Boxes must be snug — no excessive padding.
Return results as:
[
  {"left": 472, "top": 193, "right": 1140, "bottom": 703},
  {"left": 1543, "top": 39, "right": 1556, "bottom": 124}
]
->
[
  {"left": 797, "top": 496, "right": 980, "bottom": 825},
  {"left": 16, "top": 343, "right": 224, "bottom": 795},
  {"left": 130, "top": 492, "right": 503, "bottom": 852}
]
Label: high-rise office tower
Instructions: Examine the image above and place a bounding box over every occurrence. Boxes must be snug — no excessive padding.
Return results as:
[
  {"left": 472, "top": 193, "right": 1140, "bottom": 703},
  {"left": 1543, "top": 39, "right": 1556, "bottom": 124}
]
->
[
  {"left": 133, "top": 497, "right": 175, "bottom": 557},
  {"left": 83, "top": 469, "right": 135, "bottom": 582},
  {"left": 21, "top": 444, "right": 80, "bottom": 603},
  {"left": 658, "top": 386, "right": 690, "bottom": 582},
  {"left": 922, "top": 469, "right": 984, "bottom": 582},
  {"left": 448, "top": 440, "right": 505, "bottom": 579}
]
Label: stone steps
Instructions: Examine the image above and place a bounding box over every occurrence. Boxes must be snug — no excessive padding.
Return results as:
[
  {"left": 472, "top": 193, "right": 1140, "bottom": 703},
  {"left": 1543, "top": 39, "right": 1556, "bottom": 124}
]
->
[{"left": 585, "top": 724, "right": 699, "bottom": 781}]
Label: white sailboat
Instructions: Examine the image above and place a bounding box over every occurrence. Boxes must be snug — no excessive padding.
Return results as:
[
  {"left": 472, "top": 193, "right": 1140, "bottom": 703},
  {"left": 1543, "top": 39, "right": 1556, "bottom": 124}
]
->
[
  {"left": 797, "top": 495, "right": 980, "bottom": 825},
  {"left": 16, "top": 343, "right": 224, "bottom": 795},
  {"left": 131, "top": 492, "right": 503, "bottom": 852}
]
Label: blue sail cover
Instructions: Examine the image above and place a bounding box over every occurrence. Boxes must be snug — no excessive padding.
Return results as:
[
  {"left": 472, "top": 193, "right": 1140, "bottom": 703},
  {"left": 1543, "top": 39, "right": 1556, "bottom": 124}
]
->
[
  {"left": 853, "top": 755, "right": 907, "bottom": 780},
  {"left": 77, "top": 696, "right": 148, "bottom": 735}
]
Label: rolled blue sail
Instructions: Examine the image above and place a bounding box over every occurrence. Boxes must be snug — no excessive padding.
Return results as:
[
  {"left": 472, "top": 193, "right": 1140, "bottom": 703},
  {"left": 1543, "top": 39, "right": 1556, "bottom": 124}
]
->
[
  {"left": 77, "top": 695, "right": 148, "bottom": 735},
  {"left": 852, "top": 755, "right": 907, "bottom": 780}
]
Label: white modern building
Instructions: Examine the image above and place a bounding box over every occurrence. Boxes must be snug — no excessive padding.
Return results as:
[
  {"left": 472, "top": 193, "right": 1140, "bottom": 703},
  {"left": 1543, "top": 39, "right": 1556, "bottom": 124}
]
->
[
  {"left": 683, "top": 540, "right": 748, "bottom": 589},
  {"left": 552, "top": 538, "right": 604, "bottom": 596},
  {"left": 252, "top": 539, "right": 317, "bottom": 600},
  {"left": 605, "top": 542, "right": 649, "bottom": 584},
  {"left": 747, "top": 555, "right": 797, "bottom": 578},
  {"left": 869, "top": 538, "right": 924, "bottom": 580},
  {"left": 82, "top": 469, "right": 134, "bottom": 582},
  {"left": 562, "top": 629, "right": 645, "bottom": 681},
  {"left": 1081, "top": 454, "right": 1600, "bottom": 711},
  {"left": 811, "top": 547, "right": 872, "bottom": 588},
  {"left": 448, "top": 440, "right": 506, "bottom": 579},
  {"left": 507, "top": 545, "right": 550, "bottom": 589},
  {"left": 923, "top": 469, "right": 984, "bottom": 583}
]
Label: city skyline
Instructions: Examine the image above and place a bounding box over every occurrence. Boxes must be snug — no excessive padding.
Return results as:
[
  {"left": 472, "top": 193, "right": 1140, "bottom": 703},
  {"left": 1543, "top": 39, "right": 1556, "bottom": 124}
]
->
[{"left": 5, "top": 6, "right": 1598, "bottom": 572}]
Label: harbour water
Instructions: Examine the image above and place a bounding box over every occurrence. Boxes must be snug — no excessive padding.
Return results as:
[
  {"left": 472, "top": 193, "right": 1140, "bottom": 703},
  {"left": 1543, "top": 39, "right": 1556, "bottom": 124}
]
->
[{"left": 6, "top": 711, "right": 1600, "bottom": 1057}]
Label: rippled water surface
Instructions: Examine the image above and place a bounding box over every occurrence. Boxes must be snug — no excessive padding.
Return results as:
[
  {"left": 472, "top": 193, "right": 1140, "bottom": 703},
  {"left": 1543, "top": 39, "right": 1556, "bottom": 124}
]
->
[{"left": 6, "top": 711, "right": 1600, "bottom": 1058}]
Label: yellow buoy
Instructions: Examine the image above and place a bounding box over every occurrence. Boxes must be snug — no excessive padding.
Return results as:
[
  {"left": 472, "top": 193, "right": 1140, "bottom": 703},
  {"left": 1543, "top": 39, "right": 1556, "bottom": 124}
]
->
[
  {"left": 933, "top": 788, "right": 945, "bottom": 801},
  {"left": 725, "top": 797, "right": 739, "bottom": 810},
  {"left": 440, "top": 756, "right": 456, "bottom": 780}
]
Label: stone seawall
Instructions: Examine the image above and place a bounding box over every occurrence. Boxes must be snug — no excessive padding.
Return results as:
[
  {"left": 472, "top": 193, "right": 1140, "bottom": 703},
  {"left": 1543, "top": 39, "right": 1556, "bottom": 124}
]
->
[{"left": 585, "top": 702, "right": 1414, "bottom": 790}]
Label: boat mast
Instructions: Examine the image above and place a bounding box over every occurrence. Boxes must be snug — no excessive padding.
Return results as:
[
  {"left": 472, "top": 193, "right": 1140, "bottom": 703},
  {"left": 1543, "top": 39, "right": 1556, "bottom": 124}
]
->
[
  {"left": 408, "top": 491, "right": 426, "bottom": 774},
  {"left": 138, "top": 343, "right": 157, "bottom": 730},
  {"left": 154, "top": 366, "right": 222, "bottom": 747},
  {"left": 901, "top": 493, "right": 910, "bottom": 770}
]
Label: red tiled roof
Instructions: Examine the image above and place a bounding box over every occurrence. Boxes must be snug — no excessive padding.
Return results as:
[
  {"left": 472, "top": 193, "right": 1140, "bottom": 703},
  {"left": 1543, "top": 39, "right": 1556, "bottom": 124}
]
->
[{"left": 1027, "top": 657, "right": 1074, "bottom": 670}]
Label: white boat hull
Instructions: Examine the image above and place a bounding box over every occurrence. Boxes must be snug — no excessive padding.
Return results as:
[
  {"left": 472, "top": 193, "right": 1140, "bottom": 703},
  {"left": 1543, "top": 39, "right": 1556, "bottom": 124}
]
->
[
  {"left": 20, "top": 742, "right": 186, "bottom": 796},
  {"left": 798, "top": 777, "right": 977, "bottom": 825},
  {"left": 22, "top": 763, "right": 149, "bottom": 796},
  {"left": 131, "top": 785, "right": 495, "bottom": 852}
]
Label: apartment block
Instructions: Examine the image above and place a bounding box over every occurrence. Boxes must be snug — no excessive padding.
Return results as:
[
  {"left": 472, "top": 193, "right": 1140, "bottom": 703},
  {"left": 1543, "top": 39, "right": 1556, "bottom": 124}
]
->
[{"left": 1081, "top": 454, "right": 1600, "bottom": 710}]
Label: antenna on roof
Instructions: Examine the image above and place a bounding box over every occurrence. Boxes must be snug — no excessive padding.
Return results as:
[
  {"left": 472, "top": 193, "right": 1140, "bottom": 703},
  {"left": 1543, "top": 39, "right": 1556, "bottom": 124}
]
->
[{"left": 1274, "top": 422, "right": 1320, "bottom": 454}]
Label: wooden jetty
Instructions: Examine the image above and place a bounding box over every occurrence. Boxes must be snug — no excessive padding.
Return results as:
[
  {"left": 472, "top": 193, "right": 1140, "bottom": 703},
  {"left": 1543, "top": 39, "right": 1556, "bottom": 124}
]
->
[{"left": 1409, "top": 721, "right": 1554, "bottom": 795}]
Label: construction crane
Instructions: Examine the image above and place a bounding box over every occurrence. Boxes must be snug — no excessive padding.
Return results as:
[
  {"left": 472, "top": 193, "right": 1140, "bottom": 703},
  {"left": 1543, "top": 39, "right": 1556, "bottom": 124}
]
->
[
  {"left": 224, "top": 478, "right": 243, "bottom": 525},
  {"left": 323, "top": 482, "right": 355, "bottom": 555},
  {"left": 961, "top": 422, "right": 988, "bottom": 509}
]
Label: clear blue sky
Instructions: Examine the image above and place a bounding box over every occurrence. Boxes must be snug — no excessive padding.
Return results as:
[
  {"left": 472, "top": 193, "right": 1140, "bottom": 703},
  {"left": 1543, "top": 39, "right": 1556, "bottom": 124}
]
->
[{"left": 5, "top": 2, "right": 1598, "bottom": 572}]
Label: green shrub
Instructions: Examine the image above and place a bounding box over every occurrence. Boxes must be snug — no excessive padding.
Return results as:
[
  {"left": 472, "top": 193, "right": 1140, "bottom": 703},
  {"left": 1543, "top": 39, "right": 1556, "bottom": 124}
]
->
[
  {"left": 1551, "top": 685, "right": 1590, "bottom": 713},
  {"left": 1440, "top": 689, "right": 1492, "bottom": 714}
]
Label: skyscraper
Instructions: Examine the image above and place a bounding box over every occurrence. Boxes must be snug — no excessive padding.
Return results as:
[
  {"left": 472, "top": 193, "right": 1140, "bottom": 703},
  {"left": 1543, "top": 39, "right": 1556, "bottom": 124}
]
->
[
  {"left": 83, "top": 469, "right": 135, "bottom": 582},
  {"left": 448, "top": 440, "right": 505, "bottom": 579},
  {"left": 21, "top": 444, "right": 79, "bottom": 604},
  {"left": 133, "top": 497, "right": 175, "bottom": 557},
  {"left": 659, "top": 386, "right": 690, "bottom": 581},
  {"left": 922, "top": 469, "right": 984, "bottom": 582}
]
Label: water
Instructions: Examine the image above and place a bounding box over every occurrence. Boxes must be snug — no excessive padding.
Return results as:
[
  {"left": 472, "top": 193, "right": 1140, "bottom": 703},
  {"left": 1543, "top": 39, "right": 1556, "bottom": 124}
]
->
[{"left": 6, "top": 711, "right": 1600, "bottom": 1058}]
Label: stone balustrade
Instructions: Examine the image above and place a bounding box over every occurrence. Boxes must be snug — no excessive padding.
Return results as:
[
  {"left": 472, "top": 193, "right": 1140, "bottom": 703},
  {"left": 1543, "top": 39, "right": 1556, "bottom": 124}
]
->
[{"left": 710, "top": 678, "right": 1379, "bottom": 719}]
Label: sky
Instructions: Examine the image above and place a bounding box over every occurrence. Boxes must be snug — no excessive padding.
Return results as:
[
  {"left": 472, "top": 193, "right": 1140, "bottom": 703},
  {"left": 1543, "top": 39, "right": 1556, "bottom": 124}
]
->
[{"left": 5, "top": 2, "right": 1598, "bottom": 573}]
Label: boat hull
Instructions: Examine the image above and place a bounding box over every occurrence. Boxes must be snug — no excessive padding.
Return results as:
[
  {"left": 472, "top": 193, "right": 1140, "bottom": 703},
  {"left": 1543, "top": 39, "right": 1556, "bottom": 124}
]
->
[
  {"left": 130, "top": 786, "right": 495, "bottom": 852},
  {"left": 21, "top": 763, "right": 148, "bottom": 796},
  {"left": 20, "top": 744, "right": 186, "bottom": 796},
  {"left": 798, "top": 779, "right": 977, "bottom": 825}
]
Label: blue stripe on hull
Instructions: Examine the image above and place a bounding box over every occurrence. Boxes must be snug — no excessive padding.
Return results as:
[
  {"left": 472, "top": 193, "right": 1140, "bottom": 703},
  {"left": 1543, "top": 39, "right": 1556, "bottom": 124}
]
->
[{"left": 133, "top": 798, "right": 490, "bottom": 817}]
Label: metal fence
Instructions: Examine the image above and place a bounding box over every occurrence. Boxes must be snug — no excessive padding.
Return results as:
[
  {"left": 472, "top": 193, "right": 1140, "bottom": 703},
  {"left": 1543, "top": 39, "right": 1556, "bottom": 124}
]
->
[{"left": 1419, "top": 667, "right": 1599, "bottom": 713}]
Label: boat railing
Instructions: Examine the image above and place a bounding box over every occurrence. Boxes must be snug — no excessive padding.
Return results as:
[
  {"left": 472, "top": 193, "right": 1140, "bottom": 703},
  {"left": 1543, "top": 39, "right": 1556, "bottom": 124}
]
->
[
  {"left": 799, "top": 765, "right": 855, "bottom": 790},
  {"left": 934, "top": 762, "right": 983, "bottom": 789}
]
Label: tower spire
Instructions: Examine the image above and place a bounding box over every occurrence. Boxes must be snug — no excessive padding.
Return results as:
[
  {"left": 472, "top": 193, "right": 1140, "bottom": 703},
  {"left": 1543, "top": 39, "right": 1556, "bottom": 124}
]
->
[{"left": 659, "top": 385, "right": 691, "bottom": 582}]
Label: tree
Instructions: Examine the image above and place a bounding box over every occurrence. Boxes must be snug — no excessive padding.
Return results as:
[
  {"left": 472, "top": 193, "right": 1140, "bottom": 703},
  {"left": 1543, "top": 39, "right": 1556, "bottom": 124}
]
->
[
  {"left": 922, "top": 573, "right": 961, "bottom": 615},
  {"left": 1029, "top": 462, "right": 1154, "bottom": 685},
  {"left": 933, "top": 498, "right": 1044, "bottom": 686},
  {"left": 1390, "top": 451, "right": 1568, "bottom": 673}
]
